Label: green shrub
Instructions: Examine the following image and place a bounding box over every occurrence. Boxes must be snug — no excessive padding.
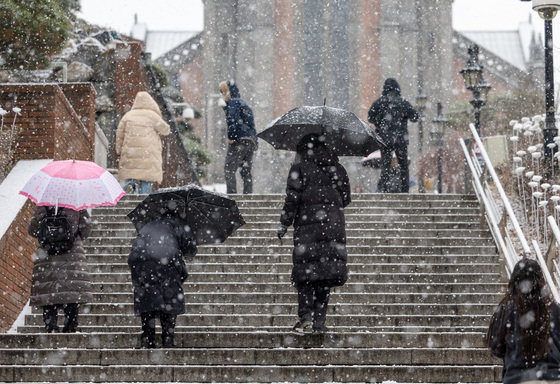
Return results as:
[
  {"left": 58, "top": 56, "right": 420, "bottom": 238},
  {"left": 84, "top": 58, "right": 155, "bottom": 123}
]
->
[
  {"left": 152, "top": 63, "right": 169, "bottom": 88},
  {"left": 0, "top": 0, "right": 76, "bottom": 69}
]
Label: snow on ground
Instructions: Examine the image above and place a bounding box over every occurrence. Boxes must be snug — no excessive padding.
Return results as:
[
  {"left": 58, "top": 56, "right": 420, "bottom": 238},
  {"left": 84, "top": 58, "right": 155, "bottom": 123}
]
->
[
  {"left": 202, "top": 183, "right": 227, "bottom": 194},
  {"left": 0, "top": 159, "right": 51, "bottom": 239}
]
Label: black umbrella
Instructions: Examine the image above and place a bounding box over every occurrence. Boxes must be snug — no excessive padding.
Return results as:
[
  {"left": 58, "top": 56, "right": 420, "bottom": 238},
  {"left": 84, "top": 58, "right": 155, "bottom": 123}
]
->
[
  {"left": 127, "top": 185, "right": 245, "bottom": 245},
  {"left": 257, "top": 105, "right": 385, "bottom": 156}
]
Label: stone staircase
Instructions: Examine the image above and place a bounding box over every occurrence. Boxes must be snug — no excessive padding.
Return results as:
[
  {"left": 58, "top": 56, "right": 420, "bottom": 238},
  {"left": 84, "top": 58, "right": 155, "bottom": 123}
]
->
[{"left": 0, "top": 193, "right": 505, "bottom": 383}]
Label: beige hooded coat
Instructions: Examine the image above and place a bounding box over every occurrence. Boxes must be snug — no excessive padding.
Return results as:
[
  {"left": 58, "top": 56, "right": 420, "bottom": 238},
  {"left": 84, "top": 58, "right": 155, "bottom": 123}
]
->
[{"left": 116, "top": 92, "right": 170, "bottom": 183}]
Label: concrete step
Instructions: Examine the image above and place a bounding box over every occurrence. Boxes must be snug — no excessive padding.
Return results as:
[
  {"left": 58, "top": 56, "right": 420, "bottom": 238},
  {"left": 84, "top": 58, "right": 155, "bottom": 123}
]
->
[
  {"left": 0, "top": 331, "right": 489, "bottom": 349},
  {"left": 89, "top": 281, "right": 505, "bottom": 294},
  {"left": 75, "top": 291, "right": 502, "bottom": 305},
  {"left": 0, "top": 363, "right": 500, "bottom": 383},
  {"left": 84, "top": 244, "right": 498, "bottom": 256},
  {"left": 15, "top": 312, "right": 492, "bottom": 332},
  {"left": 87, "top": 271, "right": 503, "bottom": 284},
  {"left": 85, "top": 253, "right": 502, "bottom": 266},
  {"left": 92, "top": 212, "right": 483, "bottom": 224},
  {"left": 22, "top": 302, "right": 496, "bottom": 322},
  {"left": 24, "top": 302, "right": 498, "bottom": 317},
  {"left": 0, "top": 347, "right": 499, "bottom": 366},
  {"left": 85, "top": 236, "right": 495, "bottom": 247},
  {"left": 90, "top": 227, "right": 493, "bottom": 239},
  {"left": 92, "top": 220, "right": 485, "bottom": 231},
  {"left": 88, "top": 262, "right": 502, "bottom": 275}
]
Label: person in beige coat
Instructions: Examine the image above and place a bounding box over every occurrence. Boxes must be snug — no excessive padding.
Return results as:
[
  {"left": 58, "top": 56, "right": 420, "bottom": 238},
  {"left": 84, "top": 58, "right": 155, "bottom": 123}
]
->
[{"left": 116, "top": 91, "right": 170, "bottom": 194}]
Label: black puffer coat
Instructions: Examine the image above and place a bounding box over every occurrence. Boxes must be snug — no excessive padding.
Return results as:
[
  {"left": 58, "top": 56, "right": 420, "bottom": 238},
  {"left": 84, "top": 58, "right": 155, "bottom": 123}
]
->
[
  {"left": 488, "top": 300, "right": 560, "bottom": 384},
  {"left": 280, "top": 140, "right": 351, "bottom": 288},
  {"left": 128, "top": 215, "right": 197, "bottom": 315},
  {"left": 28, "top": 206, "right": 93, "bottom": 306},
  {"left": 367, "top": 78, "right": 418, "bottom": 146}
]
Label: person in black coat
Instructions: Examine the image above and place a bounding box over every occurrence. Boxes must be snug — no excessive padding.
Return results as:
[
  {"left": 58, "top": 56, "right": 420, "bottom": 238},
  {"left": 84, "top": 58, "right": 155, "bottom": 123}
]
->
[
  {"left": 277, "top": 134, "right": 351, "bottom": 334},
  {"left": 487, "top": 258, "right": 560, "bottom": 383},
  {"left": 219, "top": 80, "right": 258, "bottom": 194},
  {"left": 128, "top": 214, "right": 197, "bottom": 348},
  {"left": 368, "top": 78, "right": 418, "bottom": 193}
]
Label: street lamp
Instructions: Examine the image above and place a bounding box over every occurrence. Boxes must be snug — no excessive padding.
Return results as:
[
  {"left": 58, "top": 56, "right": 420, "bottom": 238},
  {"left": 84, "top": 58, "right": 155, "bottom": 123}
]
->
[
  {"left": 532, "top": 0, "right": 560, "bottom": 175},
  {"left": 416, "top": 91, "right": 428, "bottom": 193},
  {"left": 431, "top": 102, "right": 449, "bottom": 194},
  {"left": 460, "top": 44, "right": 491, "bottom": 137}
]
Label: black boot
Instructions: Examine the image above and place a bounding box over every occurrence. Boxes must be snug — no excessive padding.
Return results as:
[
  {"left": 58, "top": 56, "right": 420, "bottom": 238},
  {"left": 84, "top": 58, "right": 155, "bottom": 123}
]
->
[
  {"left": 161, "top": 313, "right": 177, "bottom": 348},
  {"left": 140, "top": 312, "right": 157, "bottom": 349}
]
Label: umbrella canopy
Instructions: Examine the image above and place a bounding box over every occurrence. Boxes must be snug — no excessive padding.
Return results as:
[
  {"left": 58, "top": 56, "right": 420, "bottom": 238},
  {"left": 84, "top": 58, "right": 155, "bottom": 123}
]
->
[
  {"left": 19, "top": 160, "right": 125, "bottom": 210},
  {"left": 258, "top": 105, "right": 385, "bottom": 156},
  {"left": 127, "top": 184, "right": 245, "bottom": 245}
]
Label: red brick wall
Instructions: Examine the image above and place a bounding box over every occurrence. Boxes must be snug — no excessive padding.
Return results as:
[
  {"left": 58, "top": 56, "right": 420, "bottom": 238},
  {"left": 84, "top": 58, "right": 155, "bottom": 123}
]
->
[
  {"left": 0, "top": 201, "right": 35, "bottom": 333},
  {"left": 0, "top": 83, "right": 95, "bottom": 332},
  {"left": 0, "top": 84, "right": 95, "bottom": 162},
  {"left": 114, "top": 42, "right": 149, "bottom": 115}
]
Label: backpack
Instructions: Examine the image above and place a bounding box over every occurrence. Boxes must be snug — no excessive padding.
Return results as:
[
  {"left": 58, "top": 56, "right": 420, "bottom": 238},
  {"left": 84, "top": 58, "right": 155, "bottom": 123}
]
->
[{"left": 37, "top": 207, "right": 75, "bottom": 255}]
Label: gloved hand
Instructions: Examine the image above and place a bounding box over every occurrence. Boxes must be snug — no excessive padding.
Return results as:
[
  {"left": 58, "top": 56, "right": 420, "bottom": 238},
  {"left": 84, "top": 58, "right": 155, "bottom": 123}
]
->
[
  {"left": 217, "top": 97, "right": 227, "bottom": 107},
  {"left": 277, "top": 225, "right": 288, "bottom": 239}
]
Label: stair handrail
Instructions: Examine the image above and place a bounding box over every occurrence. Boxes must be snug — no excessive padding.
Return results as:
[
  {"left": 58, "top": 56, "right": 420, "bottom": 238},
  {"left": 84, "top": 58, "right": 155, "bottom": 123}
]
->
[
  {"left": 462, "top": 124, "right": 560, "bottom": 301},
  {"left": 461, "top": 124, "right": 532, "bottom": 273},
  {"left": 459, "top": 138, "right": 516, "bottom": 272},
  {"left": 546, "top": 216, "right": 560, "bottom": 288}
]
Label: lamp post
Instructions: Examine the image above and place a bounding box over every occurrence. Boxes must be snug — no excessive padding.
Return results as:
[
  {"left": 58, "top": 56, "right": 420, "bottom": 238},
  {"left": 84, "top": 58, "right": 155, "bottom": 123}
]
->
[
  {"left": 416, "top": 91, "right": 428, "bottom": 193},
  {"left": 459, "top": 45, "right": 491, "bottom": 138},
  {"left": 532, "top": 0, "right": 560, "bottom": 176},
  {"left": 431, "top": 102, "right": 449, "bottom": 194}
]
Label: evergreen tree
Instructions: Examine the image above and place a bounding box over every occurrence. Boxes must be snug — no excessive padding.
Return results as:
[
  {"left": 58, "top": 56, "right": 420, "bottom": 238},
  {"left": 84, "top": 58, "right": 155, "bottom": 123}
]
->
[{"left": 0, "top": 0, "right": 78, "bottom": 69}]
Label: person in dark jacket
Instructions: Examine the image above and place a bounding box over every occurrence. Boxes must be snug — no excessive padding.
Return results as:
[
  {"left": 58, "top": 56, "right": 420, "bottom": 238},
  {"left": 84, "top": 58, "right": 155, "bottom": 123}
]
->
[
  {"left": 219, "top": 80, "right": 258, "bottom": 194},
  {"left": 487, "top": 258, "right": 560, "bottom": 383},
  {"left": 128, "top": 213, "right": 197, "bottom": 348},
  {"left": 277, "top": 134, "right": 351, "bottom": 334},
  {"left": 28, "top": 206, "right": 93, "bottom": 333},
  {"left": 368, "top": 78, "right": 418, "bottom": 193}
]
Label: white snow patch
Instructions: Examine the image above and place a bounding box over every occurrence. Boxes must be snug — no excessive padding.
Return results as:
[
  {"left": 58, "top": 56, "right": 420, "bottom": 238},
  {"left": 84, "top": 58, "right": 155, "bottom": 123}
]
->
[
  {"left": 0, "top": 159, "right": 51, "bottom": 239},
  {"left": 7, "top": 299, "right": 31, "bottom": 333},
  {"left": 202, "top": 183, "right": 227, "bottom": 194}
]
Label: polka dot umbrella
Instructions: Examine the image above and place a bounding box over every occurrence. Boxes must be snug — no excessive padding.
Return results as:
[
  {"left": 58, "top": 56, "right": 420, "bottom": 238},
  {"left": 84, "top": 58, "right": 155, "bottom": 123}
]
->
[{"left": 19, "top": 160, "right": 125, "bottom": 210}]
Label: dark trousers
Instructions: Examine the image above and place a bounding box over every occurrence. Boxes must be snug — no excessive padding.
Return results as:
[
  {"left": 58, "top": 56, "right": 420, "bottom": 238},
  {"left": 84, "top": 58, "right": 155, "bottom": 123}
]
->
[
  {"left": 42, "top": 303, "right": 80, "bottom": 333},
  {"left": 225, "top": 140, "right": 255, "bottom": 194},
  {"left": 296, "top": 283, "right": 331, "bottom": 327},
  {"left": 379, "top": 145, "right": 409, "bottom": 193},
  {"left": 141, "top": 311, "right": 177, "bottom": 347}
]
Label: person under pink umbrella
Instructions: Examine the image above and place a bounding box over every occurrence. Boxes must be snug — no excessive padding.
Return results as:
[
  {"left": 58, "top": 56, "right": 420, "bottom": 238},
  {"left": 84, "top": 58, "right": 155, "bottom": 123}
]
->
[{"left": 20, "top": 159, "right": 125, "bottom": 333}]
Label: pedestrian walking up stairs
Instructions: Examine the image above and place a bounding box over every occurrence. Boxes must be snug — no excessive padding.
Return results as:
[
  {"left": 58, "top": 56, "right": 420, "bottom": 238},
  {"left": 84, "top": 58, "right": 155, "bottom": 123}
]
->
[{"left": 0, "top": 192, "right": 505, "bottom": 383}]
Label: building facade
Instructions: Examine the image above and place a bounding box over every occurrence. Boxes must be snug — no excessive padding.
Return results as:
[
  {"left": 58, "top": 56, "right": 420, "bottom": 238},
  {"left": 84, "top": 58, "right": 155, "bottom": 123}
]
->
[{"left": 196, "top": 0, "right": 454, "bottom": 193}]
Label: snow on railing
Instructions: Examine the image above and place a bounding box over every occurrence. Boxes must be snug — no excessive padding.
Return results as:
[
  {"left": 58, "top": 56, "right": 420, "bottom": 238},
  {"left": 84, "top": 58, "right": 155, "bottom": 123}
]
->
[{"left": 461, "top": 123, "right": 560, "bottom": 301}]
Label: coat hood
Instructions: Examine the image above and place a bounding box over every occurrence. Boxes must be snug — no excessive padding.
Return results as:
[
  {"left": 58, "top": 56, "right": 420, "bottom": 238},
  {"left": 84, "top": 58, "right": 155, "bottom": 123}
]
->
[
  {"left": 227, "top": 80, "right": 241, "bottom": 99},
  {"left": 131, "top": 91, "right": 162, "bottom": 117},
  {"left": 297, "top": 134, "right": 338, "bottom": 165},
  {"left": 382, "top": 78, "right": 401, "bottom": 97}
]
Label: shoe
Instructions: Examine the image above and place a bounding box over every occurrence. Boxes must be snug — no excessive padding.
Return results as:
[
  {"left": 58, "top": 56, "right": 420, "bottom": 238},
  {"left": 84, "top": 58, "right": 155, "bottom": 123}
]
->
[
  {"left": 140, "top": 336, "right": 156, "bottom": 349},
  {"left": 162, "top": 336, "right": 176, "bottom": 348},
  {"left": 313, "top": 325, "right": 329, "bottom": 334},
  {"left": 292, "top": 320, "right": 313, "bottom": 334}
]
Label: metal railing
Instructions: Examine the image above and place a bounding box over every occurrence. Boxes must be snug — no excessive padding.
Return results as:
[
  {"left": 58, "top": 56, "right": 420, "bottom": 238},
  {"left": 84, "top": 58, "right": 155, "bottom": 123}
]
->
[{"left": 461, "top": 123, "right": 560, "bottom": 300}]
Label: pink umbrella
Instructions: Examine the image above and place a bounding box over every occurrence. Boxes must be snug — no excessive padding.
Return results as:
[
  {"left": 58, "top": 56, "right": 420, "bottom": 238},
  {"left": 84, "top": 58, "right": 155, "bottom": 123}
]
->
[{"left": 19, "top": 160, "right": 125, "bottom": 210}]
